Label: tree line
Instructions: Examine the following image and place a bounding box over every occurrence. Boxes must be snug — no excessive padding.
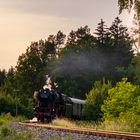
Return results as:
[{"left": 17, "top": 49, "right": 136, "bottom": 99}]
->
[
  {"left": 0, "top": 17, "right": 134, "bottom": 97},
  {"left": 0, "top": 17, "right": 139, "bottom": 129}
]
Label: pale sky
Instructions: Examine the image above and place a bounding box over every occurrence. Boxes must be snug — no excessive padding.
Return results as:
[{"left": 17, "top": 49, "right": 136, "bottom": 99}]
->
[{"left": 0, "top": 0, "right": 133, "bottom": 70}]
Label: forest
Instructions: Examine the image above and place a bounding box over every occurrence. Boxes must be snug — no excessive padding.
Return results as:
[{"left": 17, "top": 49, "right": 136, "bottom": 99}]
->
[{"left": 0, "top": 0, "right": 140, "bottom": 133}]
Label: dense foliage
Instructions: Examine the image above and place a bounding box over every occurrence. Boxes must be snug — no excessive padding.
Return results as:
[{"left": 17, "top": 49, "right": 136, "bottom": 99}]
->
[
  {"left": 83, "top": 81, "right": 112, "bottom": 120},
  {"left": 0, "top": 91, "right": 33, "bottom": 117},
  {"left": 102, "top": 78, "right": 140, "bottom": 118},
  {"left": 50, "top": 17, "right": 133, "bottom": 98},
  {"left": 0, "top": 17, "right": 139, "bottom": 131},
  {"left": 128, "top": 53, "right": 140, "bottom": 84},
  {"left": 101, "top": 78, "right": 140, "bottom": 132}
]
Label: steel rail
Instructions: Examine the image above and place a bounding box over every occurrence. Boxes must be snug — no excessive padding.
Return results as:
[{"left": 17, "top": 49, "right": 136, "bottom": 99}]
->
[{"left": 19, "top": 122, "right": 140, "bottom": 140}]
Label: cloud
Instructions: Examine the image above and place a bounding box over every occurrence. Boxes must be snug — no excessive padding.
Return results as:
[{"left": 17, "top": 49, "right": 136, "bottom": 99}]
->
[{"left": 0, "top": 0, "right": 118, "bottom": 20}]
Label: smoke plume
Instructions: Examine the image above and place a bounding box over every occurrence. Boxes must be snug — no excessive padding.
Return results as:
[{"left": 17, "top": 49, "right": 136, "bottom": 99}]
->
[{"left": 51, "top": 49, "right": 114, "bottom": 78}]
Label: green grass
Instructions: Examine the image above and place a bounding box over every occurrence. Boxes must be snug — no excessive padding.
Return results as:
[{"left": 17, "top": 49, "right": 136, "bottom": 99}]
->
[
  {"left": 51, "top": 118, "right": 76, "bottom": 128},
  {"left": 0, "top": 113, "right": 139, "bottom": 139},
  {"left": 75, "top": 119, "right": 140, "bottom": 133},
  {"left": 0, "top": 113, "right": 26, "bottom": 125},
  {"left": 50, "top": 118, "right": 140, "bottom": 133},
  {"left": 74, "top": 120, "right": 99, "bottom": 129},
  {"left": 0, "top": 113, "right": 33, "bottom": 140},
  {"left": 98, "top": 119, "right": 140, "bottom": 133},
  {"left": 0, "top": 125, "right": 36, "bottom": 140}
]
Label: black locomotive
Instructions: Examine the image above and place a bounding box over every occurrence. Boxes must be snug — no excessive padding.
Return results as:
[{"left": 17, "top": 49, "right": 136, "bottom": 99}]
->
[{"left": 33, "top": 76, "right": 85, "bottom": 122}]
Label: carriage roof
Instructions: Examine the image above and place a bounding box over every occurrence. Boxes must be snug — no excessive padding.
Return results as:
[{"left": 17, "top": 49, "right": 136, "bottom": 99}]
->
[{"left": 69, "top": 97, "right": 85, "bottom": 104}]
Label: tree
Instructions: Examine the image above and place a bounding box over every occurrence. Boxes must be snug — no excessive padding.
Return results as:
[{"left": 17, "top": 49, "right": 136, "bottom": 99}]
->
[
  {"left": 0, "top": 69, "right": 6, "bottom": 87},
  {"left": 101, "top": 78, "right": 140, "bottom": 119},
  {"left": 93, "top": 17, "right": 133, "bottom": 83},
  {"left": 15, "top": 40, "right": 47, "bottom": 96},
  {"left": 94, "top": 19, "right": 108, "bottom": 47},
  {"left": 14, "top": 31, "right": 66, "bottom": 98},
  {"left": 0, "top": 91, "right": 33, "bottom": 116},
  {"left": 118, "top": 0, "right": 140, "bottom": 46},
  {"left": 128, "top": 53, "right": 140, "bottom": 84},
  {"left": 50, "top": 18, "right": 134, "bottom": 98},
  {"left": 109, "top": 17, "right": 133, "bottom": 67},
  {"left": 1, "top": 67, "right": 15, "bottom": 94},
  {"left": 0, "top": 91, "right": 16, "bottom": 115},
  {"left": 46, "top": 30, "right": 66, "bottom": 57},
  {"left": 101, "top": 78, "right": 140, "bottom": 132},
  {"left": 83, "top": 80, "right": 112, "bottom": 120},
  {"left": 67, "top": 26, "right": 95, "bottom": 49},
  {"left": 7, "top": 67, "right": 15, "bottom": 78},
  {"left": 50, "top": 27, "right": 96, "bottom": 99},
  {"left": 118, "top": 0, "right": 140, "bottom": 17}
]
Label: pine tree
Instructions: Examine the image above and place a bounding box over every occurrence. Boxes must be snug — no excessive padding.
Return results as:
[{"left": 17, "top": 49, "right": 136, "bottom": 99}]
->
[
  {"left": 109, "top": 17, "right": 133, "bottom": 67},
  {"left": 94, "top": 19, "right": 108, "bottom": 47},
  {"left": 0, "top": 69, "right": 6, "bottom": 86}
]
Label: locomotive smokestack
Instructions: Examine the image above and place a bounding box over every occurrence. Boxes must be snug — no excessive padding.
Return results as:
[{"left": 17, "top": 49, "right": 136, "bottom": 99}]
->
[{"left": 43, "top": 75, "right": 52, "bottom": 90}]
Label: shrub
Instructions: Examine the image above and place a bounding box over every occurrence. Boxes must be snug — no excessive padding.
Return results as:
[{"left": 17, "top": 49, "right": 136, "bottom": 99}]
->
[
  {"left": 83, "top": 81, "right": 111, "bottom": 120},
  {"left": 0, "top": 91, "right": 33, "bottom": 117},
  {"left": 101, "top": 78, "right": 140, "bottom": 132},
  {"left": 0, "top": 92, "right": 16, "bottom": 116},
  {"left": 0, "top": 125, "right": 12, "bottom": 137},
  {"left": 102, "top": 78, "right": 140, "bottom": 119}
]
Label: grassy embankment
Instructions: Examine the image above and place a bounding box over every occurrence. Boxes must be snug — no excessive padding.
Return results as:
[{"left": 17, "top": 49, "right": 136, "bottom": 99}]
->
[
  {"left": 0, "top": 114, "right": 139, "bottom": 139},
  {"left": 0, "top": 113, "right": 73, "bottom": 140},
  {"left": 52, "top": 118, "right": 140, "bottom": 133},
  {"left": 0, "top": 113, "right": 33, "bottom": 140}
]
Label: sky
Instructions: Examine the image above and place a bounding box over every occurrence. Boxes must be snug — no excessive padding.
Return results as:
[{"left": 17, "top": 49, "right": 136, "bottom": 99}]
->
[{"left": 0, "top": 0, "right": 133, "bottom": 70}]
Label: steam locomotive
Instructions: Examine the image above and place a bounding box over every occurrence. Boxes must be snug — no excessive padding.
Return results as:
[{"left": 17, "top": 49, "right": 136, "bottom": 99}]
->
[{"left": 33, "top": 76, "right": 85, "bottom": 122}]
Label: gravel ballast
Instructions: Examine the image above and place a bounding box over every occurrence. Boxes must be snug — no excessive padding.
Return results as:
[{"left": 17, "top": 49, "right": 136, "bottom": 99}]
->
[{"left": 7, "top": 122, "right": 122, "bottom": 140}]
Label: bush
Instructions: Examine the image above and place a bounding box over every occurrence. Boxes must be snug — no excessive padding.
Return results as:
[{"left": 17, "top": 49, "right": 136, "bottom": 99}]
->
[
  {"left": 0, "top": 125, "right": 12, "bottom": 137},
  {"left": 0, "top": 125, "right": 35, "bottom": 140},
  {"left": 83, "top": 81, "right": 111, "bottom": 120},
  {"left": 102, "top": 78, "right": 140, "bottom": 119},
  {"left": 101, "top": 78, "right": 140, "bottom": 132},
  {"left": 0, "top": 92, "right": 16, "bottom": 116},
  {"left": 119, "top": 111, "right": 140, "bottom": 133},
  {"left": 0, "top": 91, "right": 33, "bottom": 117},
  {"left": 98, "top": 117, "right": 140, "bottom": 133},
  {"left": 0, "top": 119, "right": 6, "bottom": 126}
]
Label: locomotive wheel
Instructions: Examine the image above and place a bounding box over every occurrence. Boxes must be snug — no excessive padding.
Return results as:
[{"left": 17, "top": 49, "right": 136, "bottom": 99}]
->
[
  {"left": 40, "top": 116, "right": 44, "bottom": 122},
  {"left": 37, "top": 116, "right": 40, "bottom": 122},
  {"left": 37, "top": 116, "right": 44, "bottom": 122}
]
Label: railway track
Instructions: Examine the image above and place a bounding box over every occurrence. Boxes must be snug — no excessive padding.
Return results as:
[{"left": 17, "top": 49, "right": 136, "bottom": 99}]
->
[{"left": 19, "top": 122, "right": 140, "bottom": 140}]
